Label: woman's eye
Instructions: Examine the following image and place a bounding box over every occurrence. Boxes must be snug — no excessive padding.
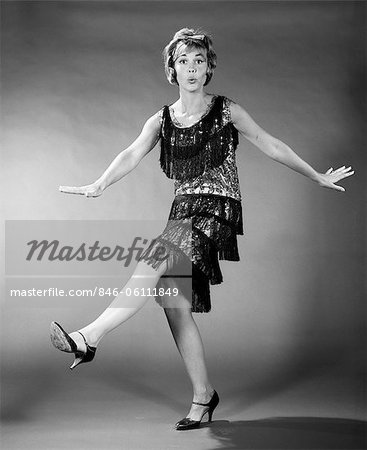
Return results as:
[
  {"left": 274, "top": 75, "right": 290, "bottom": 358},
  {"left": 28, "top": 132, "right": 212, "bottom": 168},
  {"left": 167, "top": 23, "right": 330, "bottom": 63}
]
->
[{"left": 178, "top": 60, "right": 187, "bottom": 64}]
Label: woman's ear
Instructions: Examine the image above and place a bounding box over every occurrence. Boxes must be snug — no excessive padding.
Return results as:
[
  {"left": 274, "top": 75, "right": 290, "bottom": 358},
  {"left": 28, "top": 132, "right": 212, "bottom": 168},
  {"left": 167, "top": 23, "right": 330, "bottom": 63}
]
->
[{"left": 168, "top": 67, "right": 177, "bottom": 84}]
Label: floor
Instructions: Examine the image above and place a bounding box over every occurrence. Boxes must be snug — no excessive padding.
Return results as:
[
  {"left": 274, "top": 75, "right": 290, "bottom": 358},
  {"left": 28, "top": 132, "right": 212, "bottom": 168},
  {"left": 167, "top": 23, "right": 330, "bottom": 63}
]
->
[{"left": 1, "top": 366, "right": 365, "bottom": 450}]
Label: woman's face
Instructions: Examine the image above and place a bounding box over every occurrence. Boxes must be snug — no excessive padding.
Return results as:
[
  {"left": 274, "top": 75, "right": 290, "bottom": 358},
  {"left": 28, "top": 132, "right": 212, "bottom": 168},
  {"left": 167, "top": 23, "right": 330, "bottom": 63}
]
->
[{"left": 173, "top": 44, "right": 208, "bottom": 91}]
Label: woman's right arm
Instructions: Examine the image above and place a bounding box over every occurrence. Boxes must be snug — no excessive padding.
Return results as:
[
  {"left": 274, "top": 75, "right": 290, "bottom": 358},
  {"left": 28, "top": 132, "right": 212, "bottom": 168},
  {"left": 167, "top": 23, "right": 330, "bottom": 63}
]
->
[{"left": 59, "top": 111, "right": 161, "bottom": 197}]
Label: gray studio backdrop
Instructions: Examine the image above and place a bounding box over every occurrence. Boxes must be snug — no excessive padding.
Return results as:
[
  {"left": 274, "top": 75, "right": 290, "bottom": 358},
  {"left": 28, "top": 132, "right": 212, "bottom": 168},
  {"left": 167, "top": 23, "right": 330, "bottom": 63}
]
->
[{"left": 1, "top": 0, "right": 365, "bottom": 425}]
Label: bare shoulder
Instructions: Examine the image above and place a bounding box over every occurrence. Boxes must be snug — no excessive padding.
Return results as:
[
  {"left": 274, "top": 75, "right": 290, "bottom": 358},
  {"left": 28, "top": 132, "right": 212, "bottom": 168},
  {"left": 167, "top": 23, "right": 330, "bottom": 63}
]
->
[
  {"left": 141, "top": 109, "right": 163, "bottom": 137},
  {"left": 146, "top": 109, "right": 163, "bottom": 127},
  {"left": 225, "top": 98, "right": 260, "bottom": 134},
  {"left": 227, "top": 99, "right": 250, "bottom": 124}
]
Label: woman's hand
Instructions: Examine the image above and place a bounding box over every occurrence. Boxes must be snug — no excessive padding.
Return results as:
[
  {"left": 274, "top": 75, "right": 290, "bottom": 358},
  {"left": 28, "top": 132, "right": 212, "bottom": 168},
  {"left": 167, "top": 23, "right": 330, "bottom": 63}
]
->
[
  {"left": 316, "top": 166, "right": 355, "bottom": 192},
  {"left": 58, "top": 112, "right": 161, "bottom": 199},
  {"left": 229, "top": 102, "right": 356, "bottom": 192},
  {"left": 59, "top": 181, "right": 104, "bottom": 198}
]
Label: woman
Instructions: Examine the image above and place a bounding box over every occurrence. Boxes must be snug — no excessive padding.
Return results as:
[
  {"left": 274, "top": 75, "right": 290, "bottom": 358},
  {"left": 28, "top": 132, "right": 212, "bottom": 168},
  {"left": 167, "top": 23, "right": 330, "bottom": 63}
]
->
[{"left": 50, "top": 28, "right": 354, "bottom": 431}]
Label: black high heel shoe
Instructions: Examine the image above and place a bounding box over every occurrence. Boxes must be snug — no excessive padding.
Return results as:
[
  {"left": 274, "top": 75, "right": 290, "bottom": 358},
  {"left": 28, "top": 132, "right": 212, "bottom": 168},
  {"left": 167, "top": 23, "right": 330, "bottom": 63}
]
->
[
  {"left": 175, "top": 390, "right": 219, "bottom": 431},
  {"left": 50, "top": 321, "right": 96, "bottom": 370}
]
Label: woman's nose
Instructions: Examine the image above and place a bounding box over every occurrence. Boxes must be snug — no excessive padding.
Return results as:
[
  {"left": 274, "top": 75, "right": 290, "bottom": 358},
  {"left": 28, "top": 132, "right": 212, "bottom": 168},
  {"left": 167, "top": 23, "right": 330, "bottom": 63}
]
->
[{"left": 188, "top": 66, "right": 196, "bottom": 73}]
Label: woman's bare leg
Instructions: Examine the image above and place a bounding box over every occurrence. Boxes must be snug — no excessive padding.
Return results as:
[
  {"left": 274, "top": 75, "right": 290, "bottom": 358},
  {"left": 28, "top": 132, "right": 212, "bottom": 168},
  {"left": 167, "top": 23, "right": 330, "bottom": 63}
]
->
[
  {"left": 163, "top": 303, "right": 215, "bottom": 422},
  {"left": 68, "top": 260, "right": 167, "bottom": 350}
]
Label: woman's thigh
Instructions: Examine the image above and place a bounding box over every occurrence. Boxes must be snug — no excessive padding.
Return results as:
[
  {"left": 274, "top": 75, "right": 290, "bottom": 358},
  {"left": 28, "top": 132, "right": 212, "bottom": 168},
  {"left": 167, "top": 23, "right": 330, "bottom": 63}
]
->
[{"left": 131, "top": 258, "right": 169, "bottom": 281}]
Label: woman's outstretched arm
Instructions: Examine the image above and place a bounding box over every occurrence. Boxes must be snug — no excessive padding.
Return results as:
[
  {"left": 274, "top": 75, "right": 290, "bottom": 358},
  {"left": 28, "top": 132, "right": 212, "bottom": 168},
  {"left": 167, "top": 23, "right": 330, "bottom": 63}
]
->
[
  {"left": 230, "top": 102, "right": 354, "bottom": 192},
  {"left": 59, "top": 111, "right": 161, "bottom": 197}
]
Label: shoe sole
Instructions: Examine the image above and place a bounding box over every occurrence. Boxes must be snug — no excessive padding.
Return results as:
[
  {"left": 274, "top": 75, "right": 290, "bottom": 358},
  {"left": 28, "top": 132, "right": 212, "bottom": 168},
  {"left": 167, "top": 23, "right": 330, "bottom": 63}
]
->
[{"left": 50, "top": 321, "right": 74, "bottom": 353}]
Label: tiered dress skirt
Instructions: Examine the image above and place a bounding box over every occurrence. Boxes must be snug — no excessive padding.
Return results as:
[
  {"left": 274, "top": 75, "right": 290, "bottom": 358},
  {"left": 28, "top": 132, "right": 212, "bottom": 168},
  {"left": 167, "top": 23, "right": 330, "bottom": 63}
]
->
[{"left": 138, "top": 193, "right": 243, "bottom": 313}]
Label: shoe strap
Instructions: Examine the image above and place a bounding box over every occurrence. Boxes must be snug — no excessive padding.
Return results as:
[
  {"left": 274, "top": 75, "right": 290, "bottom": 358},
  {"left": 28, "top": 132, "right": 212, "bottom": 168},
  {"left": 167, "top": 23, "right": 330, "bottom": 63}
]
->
[
  {"left": 77, "top": 331, "right": 96, "bottom": 352},
  {"left": 192, "top": 391, "right": 216, "bottom": 407},
  {"left": 192, "top": 400, "right": 211, "bottom": 407},
  {"left": 192, "top": 390, "right": 216, "bottom": 406}
]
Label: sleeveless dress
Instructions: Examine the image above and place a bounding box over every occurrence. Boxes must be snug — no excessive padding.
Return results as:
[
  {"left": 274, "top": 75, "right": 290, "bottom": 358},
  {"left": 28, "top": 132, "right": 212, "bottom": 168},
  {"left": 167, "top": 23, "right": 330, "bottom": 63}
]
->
[{"left": 139, "top": 95, "right": 243, "bottom": 313}]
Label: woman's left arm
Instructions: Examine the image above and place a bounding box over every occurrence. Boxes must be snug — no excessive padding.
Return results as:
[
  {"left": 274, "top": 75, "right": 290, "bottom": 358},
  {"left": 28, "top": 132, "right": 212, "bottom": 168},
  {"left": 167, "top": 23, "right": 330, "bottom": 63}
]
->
[{"left": 230, "top": 102, "right": 354, "bottom": 192}]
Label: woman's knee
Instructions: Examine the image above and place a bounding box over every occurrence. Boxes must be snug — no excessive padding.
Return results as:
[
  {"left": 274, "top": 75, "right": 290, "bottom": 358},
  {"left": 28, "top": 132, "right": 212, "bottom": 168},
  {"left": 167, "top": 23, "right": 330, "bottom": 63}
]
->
[
  {"left": 163, "top": 301, "right": 192, "bottom": 321},
  {"left": 132, "top": 259, "right": 168, "bottom": 280}
]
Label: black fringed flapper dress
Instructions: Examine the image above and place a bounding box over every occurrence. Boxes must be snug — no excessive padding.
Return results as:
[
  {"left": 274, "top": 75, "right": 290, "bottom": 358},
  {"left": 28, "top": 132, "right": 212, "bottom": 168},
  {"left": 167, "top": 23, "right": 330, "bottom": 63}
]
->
[{"left": 139, "top": 95, "right": 243, "bottom": 313}]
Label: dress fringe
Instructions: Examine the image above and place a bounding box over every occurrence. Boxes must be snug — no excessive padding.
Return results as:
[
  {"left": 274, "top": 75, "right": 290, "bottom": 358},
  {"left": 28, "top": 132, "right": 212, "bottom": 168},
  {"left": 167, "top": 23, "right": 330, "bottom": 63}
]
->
[{"left": 159, "top": 97, "right": 239, "bottom": 181}]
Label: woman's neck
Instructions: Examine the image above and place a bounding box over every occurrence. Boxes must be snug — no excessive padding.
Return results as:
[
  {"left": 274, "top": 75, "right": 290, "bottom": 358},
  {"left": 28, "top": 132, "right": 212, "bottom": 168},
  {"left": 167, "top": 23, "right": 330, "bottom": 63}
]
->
[{"left": 176, "top": 90, "right": 212, "bottom": 116}]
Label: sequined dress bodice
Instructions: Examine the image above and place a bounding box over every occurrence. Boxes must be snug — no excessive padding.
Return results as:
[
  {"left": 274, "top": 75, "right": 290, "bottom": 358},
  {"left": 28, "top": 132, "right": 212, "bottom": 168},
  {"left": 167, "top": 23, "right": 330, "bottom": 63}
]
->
[{"left": 159, "top": 95, "right": 242, "bottom": 201}]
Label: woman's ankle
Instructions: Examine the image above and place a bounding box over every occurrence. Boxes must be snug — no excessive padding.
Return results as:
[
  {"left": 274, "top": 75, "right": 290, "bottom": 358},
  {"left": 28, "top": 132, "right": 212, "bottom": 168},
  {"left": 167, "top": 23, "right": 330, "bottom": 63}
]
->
[
  {"left": 193, "top": 385, "right": 215, "bottom": 400},
  {"left": 77, "top": 328, "right": 100, "bottom": 347}
]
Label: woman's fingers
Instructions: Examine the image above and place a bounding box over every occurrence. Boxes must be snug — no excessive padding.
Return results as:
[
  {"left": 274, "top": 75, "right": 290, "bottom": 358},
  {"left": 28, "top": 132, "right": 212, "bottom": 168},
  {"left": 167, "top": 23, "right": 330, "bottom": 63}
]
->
[
  {"left": 324, "top": 166, "right": 354, "bottom": 186},
  {"left": 84, "top": 191, "right": 96, "bottom": 198},
  {"left": 333, "top": 166, "right": 354, "bottom": 174},
  {"left": 326, "top": 166, "right": 353, "bottom": 174},
  {"left": 59, "top": 185, "right": 91, "bottom": 195},
  {"left": 338, "top": 170, "right": 354, "bottom": 180},
  {"left": 345, "top": 170, "right": 355, "bottom": 177},
  {"left": 338, "top": 166, "right": 353, "bottom": 173},
  {"left": 59, "top": 186, "right": 84, "bottom": 194},
  {"left": 320, "top": 165, "right": 354, "bottom": 192},
  {"left": 59, "top": 184, "right": 102, "bottom": 198},
  {"left": 333, "top": 166, "right": 346, "bottom": 172},
  {"left": 332, "top": 184, "right": 345, "bottom": 192},
  {"left": 334, "top": 170, "right": 355, "bottom": 182}
]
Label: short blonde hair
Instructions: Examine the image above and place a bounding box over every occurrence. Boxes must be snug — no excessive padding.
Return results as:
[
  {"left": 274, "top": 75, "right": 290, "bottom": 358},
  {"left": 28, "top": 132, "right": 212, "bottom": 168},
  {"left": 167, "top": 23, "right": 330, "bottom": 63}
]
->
[{"left": 163, "top": 28, "right": 217, "bottom": 86}]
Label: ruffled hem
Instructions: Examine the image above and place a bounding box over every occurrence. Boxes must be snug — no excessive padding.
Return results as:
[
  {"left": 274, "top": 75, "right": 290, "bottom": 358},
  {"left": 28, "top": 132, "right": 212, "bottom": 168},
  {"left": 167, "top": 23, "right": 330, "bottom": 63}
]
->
[{"left": 138, "top": 194, "right": 243, "bottom": 313}]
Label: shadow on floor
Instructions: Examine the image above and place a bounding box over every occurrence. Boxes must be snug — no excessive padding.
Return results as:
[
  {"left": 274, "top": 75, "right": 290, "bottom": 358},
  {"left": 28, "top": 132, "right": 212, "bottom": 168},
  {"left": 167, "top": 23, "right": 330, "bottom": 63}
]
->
[
  {"left": 0, "top": 367, "right": 56, "bottom": 422},
  {"left": 202, "top": 417, "right": 366, "bottom": 450}
]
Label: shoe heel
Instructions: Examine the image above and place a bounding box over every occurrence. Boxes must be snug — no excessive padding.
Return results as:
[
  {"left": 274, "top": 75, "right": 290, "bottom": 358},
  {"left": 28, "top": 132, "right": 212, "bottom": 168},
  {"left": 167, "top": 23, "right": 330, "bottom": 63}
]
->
[
  {"left": 70, "top": 353, "right": 84, "bottom": 370},
  {"left": 208, "top": 410, "right": 214, "bottom": 422}
]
